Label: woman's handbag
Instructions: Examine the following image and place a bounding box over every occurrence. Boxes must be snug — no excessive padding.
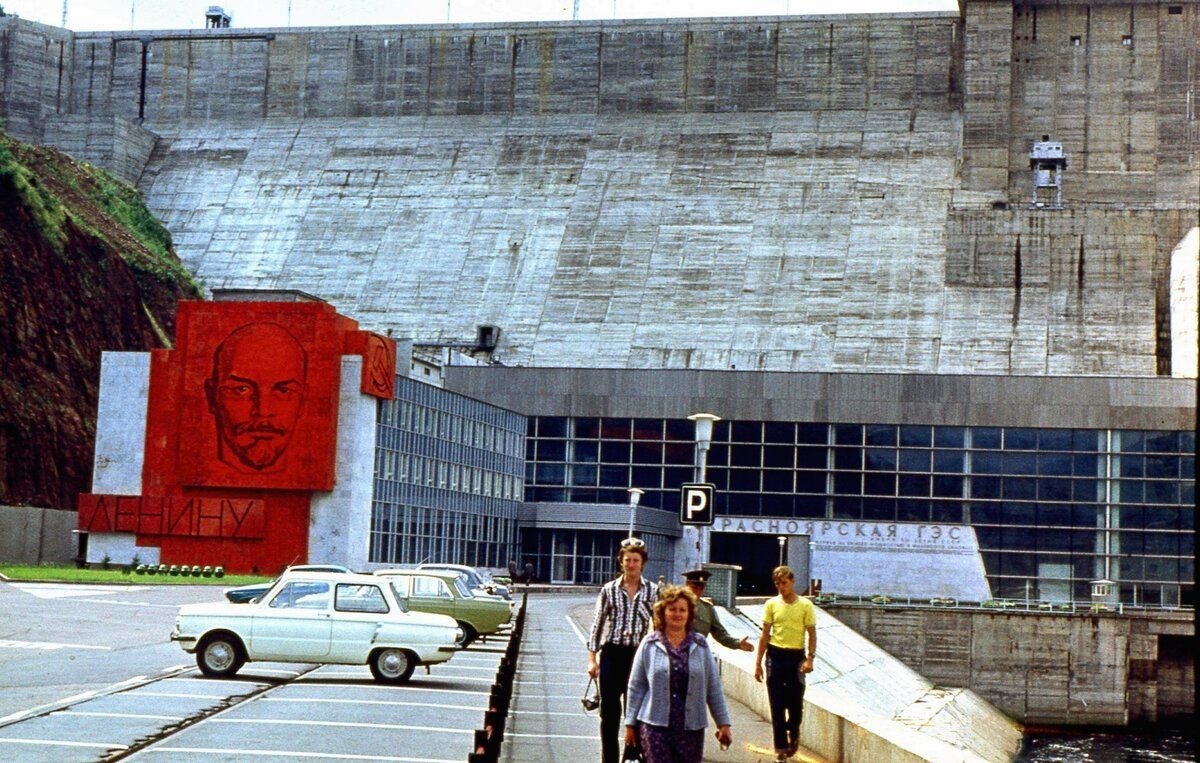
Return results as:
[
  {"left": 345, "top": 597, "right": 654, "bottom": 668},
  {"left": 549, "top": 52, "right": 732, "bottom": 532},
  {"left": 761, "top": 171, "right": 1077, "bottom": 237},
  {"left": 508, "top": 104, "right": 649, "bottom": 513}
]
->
[{"left": 580, "top": 676, "right": 600, "bottom": 712}]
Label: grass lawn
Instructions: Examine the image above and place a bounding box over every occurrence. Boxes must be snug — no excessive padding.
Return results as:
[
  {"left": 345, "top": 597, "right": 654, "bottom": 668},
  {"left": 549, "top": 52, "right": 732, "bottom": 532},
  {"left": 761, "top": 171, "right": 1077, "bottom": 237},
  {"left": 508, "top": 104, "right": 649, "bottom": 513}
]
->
[{"left": 0, "top": 563, "right": 269, "bottom": 586}]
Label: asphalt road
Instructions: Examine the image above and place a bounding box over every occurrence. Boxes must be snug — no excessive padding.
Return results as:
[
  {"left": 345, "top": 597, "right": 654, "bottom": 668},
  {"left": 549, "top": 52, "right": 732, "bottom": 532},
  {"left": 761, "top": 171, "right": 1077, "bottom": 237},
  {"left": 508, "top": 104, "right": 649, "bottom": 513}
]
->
[{"left": 0, "top": 581, "right": 508, "bottom": 762}]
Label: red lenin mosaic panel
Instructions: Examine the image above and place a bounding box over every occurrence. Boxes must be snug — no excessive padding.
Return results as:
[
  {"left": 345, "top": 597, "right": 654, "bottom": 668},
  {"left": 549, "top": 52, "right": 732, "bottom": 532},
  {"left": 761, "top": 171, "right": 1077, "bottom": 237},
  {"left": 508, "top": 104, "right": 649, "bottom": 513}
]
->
[{"left": 77, "top": 299, "right": 396, "bottom": 573}]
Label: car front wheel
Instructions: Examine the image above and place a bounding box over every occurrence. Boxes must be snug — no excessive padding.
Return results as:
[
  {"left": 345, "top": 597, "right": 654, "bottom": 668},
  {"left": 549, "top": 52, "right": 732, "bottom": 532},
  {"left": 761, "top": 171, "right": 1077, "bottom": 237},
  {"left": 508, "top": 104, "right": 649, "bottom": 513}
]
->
[
  {"left": 370, "top": 648, "right": 415, "bottom": 684},
  {"left": 196, "top": 633, "right": 245, "bottom": 678}
]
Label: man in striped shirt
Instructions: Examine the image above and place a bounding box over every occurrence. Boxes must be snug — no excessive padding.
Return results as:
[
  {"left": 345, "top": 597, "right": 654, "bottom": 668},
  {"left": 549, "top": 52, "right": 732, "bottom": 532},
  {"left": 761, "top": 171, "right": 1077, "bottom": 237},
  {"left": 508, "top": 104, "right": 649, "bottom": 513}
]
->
[{"left": 587, "top": 537, "right": 659, "bottom": 763}]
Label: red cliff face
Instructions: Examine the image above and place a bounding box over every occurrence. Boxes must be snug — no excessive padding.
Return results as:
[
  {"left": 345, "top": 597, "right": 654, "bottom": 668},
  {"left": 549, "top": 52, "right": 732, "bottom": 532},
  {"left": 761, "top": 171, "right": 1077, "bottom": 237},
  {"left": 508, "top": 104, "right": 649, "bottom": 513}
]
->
[{"left": 0, "top": 133, "right": 201, "bottom": 510}]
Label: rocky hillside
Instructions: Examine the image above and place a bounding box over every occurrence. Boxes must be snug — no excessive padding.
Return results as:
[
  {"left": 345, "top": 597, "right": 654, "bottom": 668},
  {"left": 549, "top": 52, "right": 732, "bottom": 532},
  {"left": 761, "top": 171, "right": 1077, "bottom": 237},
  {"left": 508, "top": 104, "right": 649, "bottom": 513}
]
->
[{"left": 0, "top": 131, "right": 201, "bottom": 510}]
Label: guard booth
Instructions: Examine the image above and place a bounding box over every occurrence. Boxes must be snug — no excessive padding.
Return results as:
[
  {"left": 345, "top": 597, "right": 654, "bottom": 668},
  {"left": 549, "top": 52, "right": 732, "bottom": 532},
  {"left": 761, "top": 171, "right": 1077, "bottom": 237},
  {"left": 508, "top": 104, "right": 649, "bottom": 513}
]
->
[{"left": 701, "top": 563, "right": 741, "bottom": 609}]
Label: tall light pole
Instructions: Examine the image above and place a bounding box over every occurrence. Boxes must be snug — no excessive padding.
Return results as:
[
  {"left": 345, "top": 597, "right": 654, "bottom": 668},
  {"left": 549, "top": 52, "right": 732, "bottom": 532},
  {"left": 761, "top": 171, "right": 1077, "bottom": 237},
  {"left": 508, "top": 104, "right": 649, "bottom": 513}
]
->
[
  {"left": 626, "top": 488, "right": 644, "bottom": 539},
  {"left": 687, "top": 413, "right": 720, "bottom": 570},
  {"left": 777, "top": 535, "right": 787, "bottom": 567}
]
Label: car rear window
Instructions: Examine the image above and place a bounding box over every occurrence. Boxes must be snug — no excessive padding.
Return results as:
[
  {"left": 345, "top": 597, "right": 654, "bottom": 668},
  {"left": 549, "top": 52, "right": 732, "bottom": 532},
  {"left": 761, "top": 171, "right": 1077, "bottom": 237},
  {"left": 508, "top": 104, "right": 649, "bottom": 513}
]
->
[{"left": 335, "top": 584, "right": 389, "bottom": 614}]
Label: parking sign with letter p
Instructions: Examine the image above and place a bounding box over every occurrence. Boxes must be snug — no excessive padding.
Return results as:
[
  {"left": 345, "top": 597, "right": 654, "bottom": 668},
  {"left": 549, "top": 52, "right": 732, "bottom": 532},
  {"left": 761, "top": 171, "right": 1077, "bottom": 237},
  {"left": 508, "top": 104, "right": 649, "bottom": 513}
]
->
[{"left": 680, "top": 483, "right": 715, "bottom": 526}]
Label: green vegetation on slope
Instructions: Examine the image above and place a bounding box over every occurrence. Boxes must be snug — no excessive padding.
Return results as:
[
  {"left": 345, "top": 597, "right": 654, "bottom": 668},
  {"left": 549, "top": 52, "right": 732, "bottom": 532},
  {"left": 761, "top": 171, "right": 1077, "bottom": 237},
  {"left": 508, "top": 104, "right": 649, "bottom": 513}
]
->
[{"left": 0, "top": 131, "right": 199, "bottom": 292}]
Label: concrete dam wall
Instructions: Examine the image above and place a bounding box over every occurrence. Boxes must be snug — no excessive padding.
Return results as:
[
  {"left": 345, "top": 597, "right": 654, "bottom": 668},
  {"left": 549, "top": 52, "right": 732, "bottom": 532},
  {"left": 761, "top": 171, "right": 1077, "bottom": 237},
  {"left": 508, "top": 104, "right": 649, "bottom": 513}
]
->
[{"left": 1, "top": 2, "right": 1196, "bottom": 374}]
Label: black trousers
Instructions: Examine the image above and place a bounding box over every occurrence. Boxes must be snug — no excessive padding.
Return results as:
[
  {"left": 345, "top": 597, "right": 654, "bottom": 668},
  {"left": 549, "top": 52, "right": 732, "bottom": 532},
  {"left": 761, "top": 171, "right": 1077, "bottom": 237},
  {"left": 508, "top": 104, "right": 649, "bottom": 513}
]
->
[
  {"left": 598, "top": 643, "right": 637, "bottom": 763},
  {"left": 764, "top": 646, "right": 807, "bottom": 752}
]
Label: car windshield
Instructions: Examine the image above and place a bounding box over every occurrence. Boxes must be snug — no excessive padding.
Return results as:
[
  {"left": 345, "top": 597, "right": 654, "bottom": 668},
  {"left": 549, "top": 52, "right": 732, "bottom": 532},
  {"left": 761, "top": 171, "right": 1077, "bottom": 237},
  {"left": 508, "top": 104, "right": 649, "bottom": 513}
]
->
[{"left": 451, "top": 576, "right": 474, "bottom": 598}]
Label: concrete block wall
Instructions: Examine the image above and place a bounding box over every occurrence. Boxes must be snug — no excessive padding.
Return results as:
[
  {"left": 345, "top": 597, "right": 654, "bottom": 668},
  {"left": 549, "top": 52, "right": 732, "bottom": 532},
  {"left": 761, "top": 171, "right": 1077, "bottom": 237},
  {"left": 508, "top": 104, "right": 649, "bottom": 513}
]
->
[
  {"left": 42, "top": 115, "right": 159, "bottom": 184},
  {"left": 0, "top": 17, "right": 73, "bottom": 143},
  {"left": 0, "top": 505, "right": 77, "bottom": 564},
  {"left": 825, "top": 604, "right": 1196, "bottom": 725}
]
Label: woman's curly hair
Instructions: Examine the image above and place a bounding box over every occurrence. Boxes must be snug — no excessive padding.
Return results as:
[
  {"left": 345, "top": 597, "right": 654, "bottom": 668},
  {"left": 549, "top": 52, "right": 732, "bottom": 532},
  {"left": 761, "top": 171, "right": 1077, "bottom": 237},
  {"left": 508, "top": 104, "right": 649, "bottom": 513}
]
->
[{"left": 652, "top": 584, "right": 698, "bottom": 631}]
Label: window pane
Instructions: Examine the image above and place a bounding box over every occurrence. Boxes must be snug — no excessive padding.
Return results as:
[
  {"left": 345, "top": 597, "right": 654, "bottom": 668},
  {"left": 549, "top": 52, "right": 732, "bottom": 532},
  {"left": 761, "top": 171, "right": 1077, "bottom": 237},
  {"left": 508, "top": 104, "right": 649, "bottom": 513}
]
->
[
  {"left": 863, "top": 498, "right": 896, "bottom": 520},
  {"left": 537, "top": 440, "right": 566, "bottom": 460},
  {"left": 575, "top": 417, "right": 601, "bottom": 438},
  {"left": 902, "top": 496, "right": 926, "bottom": 520},
  {"left": 764, "top": 422, "right": 794, "bottom": 443},
  {"left": 570, "top": 465, "right": 597, "bottom": 486},
  {"left": 934, "top": 450, "right": 964, "bottom": 473},
  {"left": 633, "top": 419, "right": 663, "bottom": 439},
  {"left": 974, "top": 428, "right": 1002, "bottom": 449},
  {"left": 601, "top": 442, "right": 630, "bottom": 462},
  {"left": 1039, "top": 478, "right": 1072, "bottom": 501},
  {"left": 834, "top": 472, "right": 861, "bottom": 494},
  {"left": 797, "top": 446, "right": 827, "bottom": 469},
  {"left": 1003, "top": 477, "right": 1036, "bottom": 500},
  {"left": 865, "top": 473, "right": 897, "bottom": 496},
  {"left": 797, "top": 424, "right": 827, "bottom": 444},
  {"left": 900, "top": 474, "right": 931, "bottom": 496},
  {"left": 973, "top": 452, "right": 1003, "bottom": 474},
  {"left": 866, "top": 425, "right": 897, "bottom": 446},
  {"left": 729, "top": 469, "right": 759, "bottom": 491},
  {"left": 730, "top": 444, "right": 761, "bottom": 467},
  {"left": 762, "top": 469, "right": 793, "bottom": 492},
  {"left": 796, "top": 471, "right": 825, "bottom": 493},
  {"left": 1003, "top": 453, "right": 1037, "bottom": 475},
  {"left": 540, "top": 417, "right": 568, "bottom": 438},
  {"left": 900, "top": 449, "right": 931, "bottom": 472},
  {"left": 731, "top": 421, "right": 761, "bottom": 442},
  {"left": 574, "top": 441, "right": 599, "bottom": 463},
  {"left": 1005, "top": 428, "right": 1038, "bottom": 450},
  {"left": 834, "top": 448, "right": 861, "bottom": 470},
  {"left": 834, "top": 424, "right": 862, "bottom": 445},
  {"left": 665, "top": 419, "right": 692, "bottom": 440},
  {"left": 935, "top": 426, "right": 965, "bottom": 448},
  {"left": 763, "top": 445, "right": 793, "bottom": 468},
  {"left": 632, "top": 441, "right": 662, "bottom": 464},
  {"left": 865, "top": 448, "right": 897, "bottom": 471},
  {"left": 932, "top": 475, "right": 963, "bottom": 497},
  {"left": 1037, "top": 453, "right": 1072, "bottom": 476},
  {"left": 1038, "top": 429, "right": 1073, "bottom": 450},
  {"left": 972, "top": 476, "right": 1001, "bottom": 498},
  {"left": 900, "top": 426, "right": 932, "bottom": 447},
  {"left": 601, "top": 418, "right": 631, "bottom": 439}
]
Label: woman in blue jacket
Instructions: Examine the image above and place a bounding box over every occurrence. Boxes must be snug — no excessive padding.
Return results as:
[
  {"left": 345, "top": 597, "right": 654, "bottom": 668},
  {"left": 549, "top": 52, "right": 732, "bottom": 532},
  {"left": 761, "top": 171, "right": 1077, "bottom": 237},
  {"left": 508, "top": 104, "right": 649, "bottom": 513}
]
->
[{"left": 623, "top": 585, "right": 734, "bottom": 763}]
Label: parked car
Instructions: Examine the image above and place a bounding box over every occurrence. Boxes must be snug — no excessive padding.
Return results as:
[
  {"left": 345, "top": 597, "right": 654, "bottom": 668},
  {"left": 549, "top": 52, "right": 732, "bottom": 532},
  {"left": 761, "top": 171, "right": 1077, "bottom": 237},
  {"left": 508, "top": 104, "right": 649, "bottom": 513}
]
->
[
  {"left": 417, "top": 562, "right": 512, "bottom": 601},
  {"left": 224, "top": 564, "right": 352, "bottom": 603},
  {"left": 375, "top": 569, "right": 512, "bottom": 647},
  {"left": 173, "top": 571, "right": 459, "bottom": 683}
]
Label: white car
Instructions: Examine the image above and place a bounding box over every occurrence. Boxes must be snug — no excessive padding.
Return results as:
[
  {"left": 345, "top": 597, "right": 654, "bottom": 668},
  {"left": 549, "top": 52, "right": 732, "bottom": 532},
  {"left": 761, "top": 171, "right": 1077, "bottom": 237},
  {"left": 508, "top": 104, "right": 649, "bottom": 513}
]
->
[{"left": 171, "top": 571, "right": 460, "bottom": 683}]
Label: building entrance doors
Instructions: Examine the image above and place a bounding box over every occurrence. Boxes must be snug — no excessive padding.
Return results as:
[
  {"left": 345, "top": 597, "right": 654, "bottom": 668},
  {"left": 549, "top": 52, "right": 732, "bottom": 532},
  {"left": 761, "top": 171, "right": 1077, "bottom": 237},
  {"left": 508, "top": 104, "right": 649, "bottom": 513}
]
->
[{"left": 551, "top": 532, "right": 576, "bottom": 583}]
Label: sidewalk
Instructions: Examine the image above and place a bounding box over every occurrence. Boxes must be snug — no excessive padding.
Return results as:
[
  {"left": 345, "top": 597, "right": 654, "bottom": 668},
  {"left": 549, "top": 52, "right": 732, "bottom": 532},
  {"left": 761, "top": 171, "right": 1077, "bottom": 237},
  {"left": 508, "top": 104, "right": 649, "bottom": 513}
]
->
[{"left": 501, "top": 593, "right": 829, "bottom": 763}]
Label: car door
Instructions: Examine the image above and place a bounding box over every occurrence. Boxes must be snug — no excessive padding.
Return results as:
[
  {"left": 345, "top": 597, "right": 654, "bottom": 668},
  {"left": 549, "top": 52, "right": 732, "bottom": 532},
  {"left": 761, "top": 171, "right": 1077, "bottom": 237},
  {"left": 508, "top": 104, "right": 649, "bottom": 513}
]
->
[
  {"left": 327, "top": 582, "right": 391, "bottom": 662},
  {"left": 409, "top": 575, "right": 457, "bottom": 620},
  {"left": 250, "top": 580, "right": 333, "bottom": 661}
]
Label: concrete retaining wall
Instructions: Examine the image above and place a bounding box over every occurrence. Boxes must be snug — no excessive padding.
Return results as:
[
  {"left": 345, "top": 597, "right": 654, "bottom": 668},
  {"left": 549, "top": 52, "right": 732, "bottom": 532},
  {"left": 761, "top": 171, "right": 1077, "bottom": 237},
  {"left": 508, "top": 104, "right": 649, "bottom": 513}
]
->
[
  {"left": 0, "top": 505, "right": 78, "bottom": 564},
  {"left": 824, "top": 604, "right": 1196, "bottom": 725}
]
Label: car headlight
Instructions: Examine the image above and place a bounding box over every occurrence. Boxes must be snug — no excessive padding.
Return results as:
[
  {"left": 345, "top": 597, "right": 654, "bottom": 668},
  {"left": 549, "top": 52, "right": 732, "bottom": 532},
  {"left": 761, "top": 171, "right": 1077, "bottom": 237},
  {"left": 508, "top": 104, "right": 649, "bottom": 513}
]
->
[{"left": 455, "top": 626, "right": 465, "bottom": 643}]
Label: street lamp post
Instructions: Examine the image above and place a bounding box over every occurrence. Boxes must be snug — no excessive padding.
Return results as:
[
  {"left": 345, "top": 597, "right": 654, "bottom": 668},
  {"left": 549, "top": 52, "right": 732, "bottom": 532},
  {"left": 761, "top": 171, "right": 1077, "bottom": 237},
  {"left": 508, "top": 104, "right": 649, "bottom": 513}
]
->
[
  {"left": 626, "top": 488, "right": 644, "bottom": 539},
  {"left": 687, "top": 413, "right": 721, "bottom": 571},
  {"left": 777, "top": 535, "right": 787, "bottom": 567}
]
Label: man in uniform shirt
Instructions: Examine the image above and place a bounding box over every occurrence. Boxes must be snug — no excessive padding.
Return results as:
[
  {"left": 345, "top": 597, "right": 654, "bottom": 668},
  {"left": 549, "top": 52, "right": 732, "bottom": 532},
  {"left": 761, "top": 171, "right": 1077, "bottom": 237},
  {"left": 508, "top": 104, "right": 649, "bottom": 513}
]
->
[{"left": 682, "top": 568, "right": 754, "bottom": 652}]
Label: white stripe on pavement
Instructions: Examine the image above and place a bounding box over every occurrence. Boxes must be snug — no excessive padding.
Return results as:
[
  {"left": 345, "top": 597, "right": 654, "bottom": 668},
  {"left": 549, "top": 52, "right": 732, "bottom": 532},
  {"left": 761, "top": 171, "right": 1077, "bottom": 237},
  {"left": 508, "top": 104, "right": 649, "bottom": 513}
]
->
[
  {"left": 141, "top": 748, "right": 457, "bottom": 762},
  {"left": 0, "top": 737, "right": 127, "bottom": 750},
  {"left": 209, "top": 718, "right": 473, "bottom": 734}
]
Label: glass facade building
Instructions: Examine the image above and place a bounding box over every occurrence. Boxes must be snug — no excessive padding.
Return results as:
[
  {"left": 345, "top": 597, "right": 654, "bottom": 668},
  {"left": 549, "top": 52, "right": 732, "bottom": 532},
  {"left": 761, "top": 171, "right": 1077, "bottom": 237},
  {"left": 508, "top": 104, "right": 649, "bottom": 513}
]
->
[
  {"left": 369, "top": 376, "right": 525, "bottom": 569},
  {"left": 524, "top": 416, "right": 1195, "bottom": 605}
]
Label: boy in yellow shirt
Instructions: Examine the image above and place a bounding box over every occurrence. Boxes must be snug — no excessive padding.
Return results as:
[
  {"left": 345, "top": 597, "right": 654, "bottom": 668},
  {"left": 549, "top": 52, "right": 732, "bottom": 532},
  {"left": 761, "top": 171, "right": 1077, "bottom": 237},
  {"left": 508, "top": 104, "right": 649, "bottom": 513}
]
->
[{"left": 754, "top": 566, "right": 816, "bottom": 761}]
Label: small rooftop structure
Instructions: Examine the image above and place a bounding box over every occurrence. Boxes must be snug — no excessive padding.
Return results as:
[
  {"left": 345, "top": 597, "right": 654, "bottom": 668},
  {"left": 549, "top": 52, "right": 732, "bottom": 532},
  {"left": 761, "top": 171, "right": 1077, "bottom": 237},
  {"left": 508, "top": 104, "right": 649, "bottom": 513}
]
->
[{"left": 205, "top": 6, "right": 232, "bottom": 28}]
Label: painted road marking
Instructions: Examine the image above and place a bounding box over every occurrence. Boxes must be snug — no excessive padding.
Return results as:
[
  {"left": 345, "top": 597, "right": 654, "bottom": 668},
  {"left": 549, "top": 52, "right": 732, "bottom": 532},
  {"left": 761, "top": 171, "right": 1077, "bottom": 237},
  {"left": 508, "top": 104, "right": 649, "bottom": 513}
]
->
[
  {"left": 54, "top": 710, "right": 185, "bottom": 721},
  {"left": 262, "top": 697, "right": 484, "bottom": 712},
  {"left": 211, "top": 718, "right": 473, "bottom": 734},
  {"left": 142, "top": 748, "right": 458, "bottom": 762},
  {"left": 7, "top": 583, "right": 144, "bottom": 599},
  {"left": 0, "top": 639, "right": 110, "bottom": 651},
  {"left": 0, "top": 737, "right": 127, "bottom": 750}
]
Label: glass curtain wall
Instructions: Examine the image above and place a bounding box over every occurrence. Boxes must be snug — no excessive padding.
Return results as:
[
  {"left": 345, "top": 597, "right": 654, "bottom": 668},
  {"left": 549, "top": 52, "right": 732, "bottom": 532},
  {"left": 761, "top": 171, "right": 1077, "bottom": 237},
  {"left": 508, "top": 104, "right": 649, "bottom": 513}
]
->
[
  {"left": 525, "top": 417, "right": 1194, "bottom": 605},
  {"left": 369, "top": 377, "right": 525, "bottom": 570}
]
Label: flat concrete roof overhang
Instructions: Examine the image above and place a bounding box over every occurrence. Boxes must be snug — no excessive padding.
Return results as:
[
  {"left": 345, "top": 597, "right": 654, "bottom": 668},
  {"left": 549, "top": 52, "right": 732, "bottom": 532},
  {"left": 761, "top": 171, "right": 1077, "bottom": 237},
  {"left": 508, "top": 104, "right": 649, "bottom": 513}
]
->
[{"left": 445, "top": 368, "right": 1196, "bottom": 431}]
